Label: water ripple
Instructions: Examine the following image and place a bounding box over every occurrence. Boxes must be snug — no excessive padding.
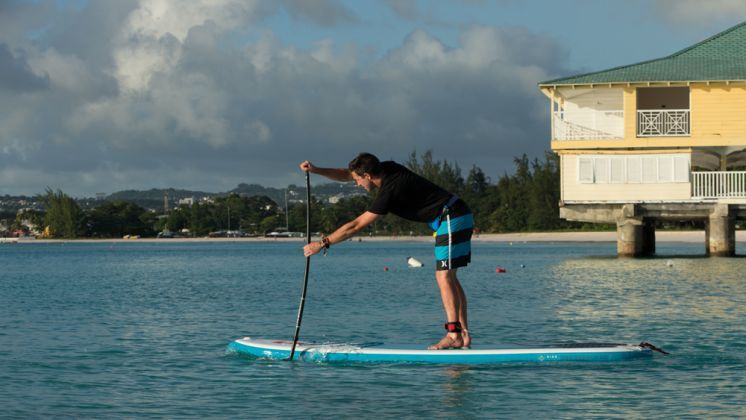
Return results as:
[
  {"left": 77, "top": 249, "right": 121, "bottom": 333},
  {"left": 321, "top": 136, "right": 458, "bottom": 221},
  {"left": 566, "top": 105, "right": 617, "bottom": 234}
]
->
[{"left": 0, "top": 241, "right": 743, "bottom": 417}]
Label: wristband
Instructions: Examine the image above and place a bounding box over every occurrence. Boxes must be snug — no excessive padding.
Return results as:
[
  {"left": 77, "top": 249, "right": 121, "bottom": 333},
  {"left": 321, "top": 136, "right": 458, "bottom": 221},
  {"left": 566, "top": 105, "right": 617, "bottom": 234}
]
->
[{"left": 321, "top": 237, "right": 331, "bottom": 249}]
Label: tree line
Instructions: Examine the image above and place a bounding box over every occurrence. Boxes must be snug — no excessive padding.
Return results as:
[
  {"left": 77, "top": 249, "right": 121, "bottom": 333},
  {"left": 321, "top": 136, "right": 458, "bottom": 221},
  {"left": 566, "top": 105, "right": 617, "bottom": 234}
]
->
[{"left": 22, "top": 151, "right": 603, "bottom": 239}]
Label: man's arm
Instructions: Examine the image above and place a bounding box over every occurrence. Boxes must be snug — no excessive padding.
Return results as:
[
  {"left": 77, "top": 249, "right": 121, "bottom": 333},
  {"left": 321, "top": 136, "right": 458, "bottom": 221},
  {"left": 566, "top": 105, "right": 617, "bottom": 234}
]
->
[
  {"left": 303, "top": 211, "right": 379, "bottom": 256},
  {"left": 299, "top": 160, "right": 352, "bottom": 182}
]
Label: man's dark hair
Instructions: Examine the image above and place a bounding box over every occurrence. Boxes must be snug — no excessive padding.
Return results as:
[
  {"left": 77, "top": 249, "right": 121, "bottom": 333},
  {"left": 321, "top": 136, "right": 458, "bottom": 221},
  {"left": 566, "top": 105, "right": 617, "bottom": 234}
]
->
[{"left": 348, "top": 152, "right": 383, "bottom": 176}]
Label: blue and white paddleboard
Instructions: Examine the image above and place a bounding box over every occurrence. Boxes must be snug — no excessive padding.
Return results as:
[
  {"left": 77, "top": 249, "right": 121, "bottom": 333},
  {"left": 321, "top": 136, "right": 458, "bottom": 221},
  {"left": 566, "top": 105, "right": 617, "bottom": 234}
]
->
[{"left": 228, "top": 337, "right": 654, "bottom": 364}]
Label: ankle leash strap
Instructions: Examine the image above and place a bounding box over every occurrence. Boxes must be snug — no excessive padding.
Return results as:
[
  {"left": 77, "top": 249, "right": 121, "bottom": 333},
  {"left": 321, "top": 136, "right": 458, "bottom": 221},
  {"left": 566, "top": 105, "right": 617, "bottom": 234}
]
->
[{"left": 444, "top": 321, "right": 462, "bottom": 333}]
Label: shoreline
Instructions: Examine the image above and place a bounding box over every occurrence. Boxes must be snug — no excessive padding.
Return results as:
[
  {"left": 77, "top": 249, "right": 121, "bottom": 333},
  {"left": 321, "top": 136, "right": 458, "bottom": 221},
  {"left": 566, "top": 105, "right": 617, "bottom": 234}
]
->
[{"left": 4, "top": 230, "right": 745, "bottom": 244}]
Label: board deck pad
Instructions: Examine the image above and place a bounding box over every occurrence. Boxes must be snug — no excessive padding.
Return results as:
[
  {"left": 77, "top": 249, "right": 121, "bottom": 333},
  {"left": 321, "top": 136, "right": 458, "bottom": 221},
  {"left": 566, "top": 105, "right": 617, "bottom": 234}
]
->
[{"left": 227, "top": 337, "right": 653, "bottom": 364}]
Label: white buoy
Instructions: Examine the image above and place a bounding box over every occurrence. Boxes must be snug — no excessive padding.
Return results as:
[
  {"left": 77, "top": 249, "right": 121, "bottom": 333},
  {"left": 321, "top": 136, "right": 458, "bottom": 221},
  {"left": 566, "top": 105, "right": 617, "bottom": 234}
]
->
[
  {"left": 666, "top": 260, "right": 674, "bottom": 267},
  {"left": 407, "top": 256, "right": 424, "bottom": 268}
]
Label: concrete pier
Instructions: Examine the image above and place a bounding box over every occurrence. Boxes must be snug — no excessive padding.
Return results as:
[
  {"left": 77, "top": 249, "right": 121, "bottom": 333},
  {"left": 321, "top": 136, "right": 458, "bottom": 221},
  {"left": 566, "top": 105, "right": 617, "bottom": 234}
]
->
[
  {"left": 642, "top": 220, "right": 656, "bottom": 256},
  {"left": 614, "top": 204, "right": 655, "bottom": 257},
  {"left": 616, "top": 218, "right": 643, "bottom": 257},
  {"left": 560, "top": 202, "right": 746, "bottom": 257},
  {"left": 706, "top": 204, "right": 735, "bottom": 256}
]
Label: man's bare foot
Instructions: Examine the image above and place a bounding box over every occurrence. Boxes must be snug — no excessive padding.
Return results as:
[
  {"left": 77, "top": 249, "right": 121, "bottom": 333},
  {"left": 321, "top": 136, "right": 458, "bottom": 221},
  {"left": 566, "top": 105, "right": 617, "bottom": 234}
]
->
[
  {"left": 462, "top": 329, "right": 471, "bottom": 348},
  {"left": 428, "top": 333, "right": 464, "bottom": 350}
]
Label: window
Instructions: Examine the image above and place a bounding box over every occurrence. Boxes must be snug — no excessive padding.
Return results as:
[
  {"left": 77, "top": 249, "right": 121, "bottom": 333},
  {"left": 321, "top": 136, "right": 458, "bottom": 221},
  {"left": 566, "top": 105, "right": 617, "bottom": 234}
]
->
[{"left": 577, "top": 154, "right": 690, "bottom": 184}]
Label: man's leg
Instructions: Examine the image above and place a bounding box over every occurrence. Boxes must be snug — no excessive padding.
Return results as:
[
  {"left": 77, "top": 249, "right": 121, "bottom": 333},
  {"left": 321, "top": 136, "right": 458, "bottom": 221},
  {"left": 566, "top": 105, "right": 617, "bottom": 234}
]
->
[
  {"left": 430, "top": 205, "right": 473, "bottom": 349},
  {"left": 429, "top": 269, "right": 468, "bottom": 349},
  {"left": 453, "top": 276, "right": 470, "bottom": 347}
]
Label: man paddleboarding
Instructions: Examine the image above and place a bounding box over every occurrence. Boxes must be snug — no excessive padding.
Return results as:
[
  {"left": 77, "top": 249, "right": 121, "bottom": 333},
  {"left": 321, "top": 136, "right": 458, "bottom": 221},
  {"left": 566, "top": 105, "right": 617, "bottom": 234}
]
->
[{"left": 300, "top": 153, "right": 474, "bottom": 349}]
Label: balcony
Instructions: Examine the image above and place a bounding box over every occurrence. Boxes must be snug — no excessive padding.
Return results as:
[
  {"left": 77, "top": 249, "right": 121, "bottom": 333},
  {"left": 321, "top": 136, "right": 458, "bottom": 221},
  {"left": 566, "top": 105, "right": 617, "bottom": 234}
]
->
[
  {"left": 637, "top": 109, "right": 690, "bottom": 137},
  {"left": 692, "top": 171, "right": 746, "bottom": 199},
  {"left": 553, "top": 110, "right": 624, "bottom": 140}
]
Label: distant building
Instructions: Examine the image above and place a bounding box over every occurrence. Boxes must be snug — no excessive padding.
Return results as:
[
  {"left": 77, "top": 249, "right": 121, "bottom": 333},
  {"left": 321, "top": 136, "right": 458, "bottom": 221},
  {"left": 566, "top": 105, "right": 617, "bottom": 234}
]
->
[
  {"left": 539, "top": 21, "right": 746, "bottom": 257},
  {"left": 178, "top": 197, "right": 195, "bottom": 206},
  {"left": 328, "top": 194, "right": 344, "bottom": 204},
  {"left": 16, "top": 208, "right": 39, "bottom": 235}
]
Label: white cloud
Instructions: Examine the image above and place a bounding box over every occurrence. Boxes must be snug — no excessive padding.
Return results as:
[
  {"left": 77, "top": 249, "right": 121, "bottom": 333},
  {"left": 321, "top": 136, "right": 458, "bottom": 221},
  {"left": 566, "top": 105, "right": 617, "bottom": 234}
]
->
[
  {"left": 0, "top": 1, "right": 565, "bottom": 196},
  {"left": 113, "top": 0, "right": 265, "bottom": 92},
  {"left": 123, "top": 0, "right": 262, "bottom": 42},
  {"left": 27, "top": 49, "right": 93, "bottom": 94}
]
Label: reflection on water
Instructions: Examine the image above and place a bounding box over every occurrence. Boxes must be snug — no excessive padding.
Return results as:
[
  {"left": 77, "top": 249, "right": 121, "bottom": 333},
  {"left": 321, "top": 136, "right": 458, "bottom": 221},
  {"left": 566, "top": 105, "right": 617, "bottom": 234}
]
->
[
  {"left": 548, "top": 256, "right": 746, "bottom": 323},
  {"left": 439, "top": 366, "right": 472, "bottom": 409}
]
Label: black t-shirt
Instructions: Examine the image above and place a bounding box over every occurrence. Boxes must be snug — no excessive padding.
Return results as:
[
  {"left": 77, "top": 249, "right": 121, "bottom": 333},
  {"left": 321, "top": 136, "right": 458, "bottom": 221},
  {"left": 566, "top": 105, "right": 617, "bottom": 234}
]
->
[{"left": 367, "top": 161, "right": 452, "bottom": 223}]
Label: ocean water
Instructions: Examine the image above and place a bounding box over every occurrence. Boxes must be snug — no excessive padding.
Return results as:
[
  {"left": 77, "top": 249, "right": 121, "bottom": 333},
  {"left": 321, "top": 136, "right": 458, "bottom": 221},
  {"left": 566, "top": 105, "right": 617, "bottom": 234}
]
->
[{"left": 1, "top": 240, "right": 744, "bottom": 418}]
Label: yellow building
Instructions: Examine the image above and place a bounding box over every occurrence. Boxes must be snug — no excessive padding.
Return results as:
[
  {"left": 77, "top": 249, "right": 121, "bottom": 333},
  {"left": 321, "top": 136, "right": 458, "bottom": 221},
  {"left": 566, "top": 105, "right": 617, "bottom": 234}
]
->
[{"left": 539, "top": 22, "right": 746, "bottom": 256}]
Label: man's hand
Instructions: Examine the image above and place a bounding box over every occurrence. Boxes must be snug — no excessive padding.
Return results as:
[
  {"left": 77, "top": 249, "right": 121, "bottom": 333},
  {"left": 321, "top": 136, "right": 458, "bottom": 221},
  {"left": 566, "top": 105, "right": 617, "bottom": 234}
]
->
[
  {"left": 303, "top": 240, "right": 324, "bottom": 257},
  {"left": 299, "top": 161, "right": 353, "bottom": 182},
  {"left": 302, "top": 212, "right": 378, "bottom": 258}
]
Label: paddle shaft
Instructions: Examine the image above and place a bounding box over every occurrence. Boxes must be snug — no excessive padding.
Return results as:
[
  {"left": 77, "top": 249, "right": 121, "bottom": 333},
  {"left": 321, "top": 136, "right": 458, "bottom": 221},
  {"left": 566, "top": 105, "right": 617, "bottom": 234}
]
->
[{"left": 289, "top": 172, "right": 311, "bottom": 360}]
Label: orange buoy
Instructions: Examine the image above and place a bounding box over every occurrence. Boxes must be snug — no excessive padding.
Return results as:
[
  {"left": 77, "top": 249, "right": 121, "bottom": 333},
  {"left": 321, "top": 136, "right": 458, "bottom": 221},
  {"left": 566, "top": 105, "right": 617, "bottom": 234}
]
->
[
  {"left": 384, "top": 267, "right": 390, "bottom": 271},
  {"left": 495, "top": 267, "right": 506, "bottom": 273}
]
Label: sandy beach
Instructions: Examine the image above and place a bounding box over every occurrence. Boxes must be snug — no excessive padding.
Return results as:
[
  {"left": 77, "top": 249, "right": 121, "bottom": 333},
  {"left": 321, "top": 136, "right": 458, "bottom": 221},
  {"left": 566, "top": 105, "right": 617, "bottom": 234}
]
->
[{"left": 6, "top": 230, "right": 746, "bottom": 244}]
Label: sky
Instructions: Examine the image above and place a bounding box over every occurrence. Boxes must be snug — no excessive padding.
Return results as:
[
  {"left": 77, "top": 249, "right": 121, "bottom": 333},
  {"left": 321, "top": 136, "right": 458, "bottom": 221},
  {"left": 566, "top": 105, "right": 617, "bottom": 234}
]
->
[{"left": 2, "top": 0, "right": 746, "bottom": 197}]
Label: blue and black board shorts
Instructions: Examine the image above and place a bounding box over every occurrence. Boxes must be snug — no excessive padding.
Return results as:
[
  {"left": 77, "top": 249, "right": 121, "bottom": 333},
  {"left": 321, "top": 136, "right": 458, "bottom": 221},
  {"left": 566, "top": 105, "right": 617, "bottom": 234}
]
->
[{"left": 430, "top": 199, "right": 473, "bottom": 271}]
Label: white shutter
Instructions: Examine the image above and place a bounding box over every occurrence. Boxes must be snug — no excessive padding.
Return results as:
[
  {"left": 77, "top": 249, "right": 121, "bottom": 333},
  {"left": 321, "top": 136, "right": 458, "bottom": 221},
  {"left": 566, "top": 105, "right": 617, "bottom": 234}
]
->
[
  {"left": 658, "top": 156, "right": 673, "bottom": 182},
  {"left": 674, "top": 156, "right": 690, "bottom": 182},
  {"left": 627, "top": 157, "right": 642, "bottom": 183},
  {"left": 578, "top": 157, "right": 594, "bottom": 183},
  {"left": 642, "top": 157, "right": 658, "bottom": 183},
  {"left": 610, "top": 157, "right": 625, "bottom": 183},
  {"left": 594, "top": 157, "right": 609, "bottom": 184}
]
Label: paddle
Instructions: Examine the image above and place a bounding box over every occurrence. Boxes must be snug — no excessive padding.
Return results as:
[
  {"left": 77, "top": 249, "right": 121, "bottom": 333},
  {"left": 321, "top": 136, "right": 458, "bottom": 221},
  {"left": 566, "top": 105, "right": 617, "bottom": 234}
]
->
[{"left": 289, "top": 171, "right": 312, "bottom": 361}]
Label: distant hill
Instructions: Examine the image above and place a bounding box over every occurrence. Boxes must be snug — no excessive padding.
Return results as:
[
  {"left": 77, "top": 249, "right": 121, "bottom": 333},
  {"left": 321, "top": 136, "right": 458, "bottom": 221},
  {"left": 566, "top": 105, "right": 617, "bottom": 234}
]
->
[
  {"left": 102, "top": 182, "right": 366, "bottom": 211},
  {"left": 0, "top": 195, "right": 43, "bottom": 213},
  {"left": 106, "top": 188, "right": 215, "bottom": 210},
  {"left": 230, "top": 182, "right": 364, "bottom": 202},
  {"left": 107, "top": 188, "right": 213, "bottom": 201},
  {"left": 228, "top": 183, "right": 285, "bottom": 204},
  {"left": 0, "top": 182, "right": 368, "bottom": 213}
]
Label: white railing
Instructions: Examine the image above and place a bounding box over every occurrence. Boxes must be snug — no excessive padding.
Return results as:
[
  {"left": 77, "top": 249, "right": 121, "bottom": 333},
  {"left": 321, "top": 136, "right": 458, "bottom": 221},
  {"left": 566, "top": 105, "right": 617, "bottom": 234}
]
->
[
  {"left": 637, "top": 109, "right": 690, "bottom": 137},
  {"left": 692, "top": 171, "right": 746, "bottom": 199},
  {"left": 553, "top": 111, "right": 624, "bottom": 140}
]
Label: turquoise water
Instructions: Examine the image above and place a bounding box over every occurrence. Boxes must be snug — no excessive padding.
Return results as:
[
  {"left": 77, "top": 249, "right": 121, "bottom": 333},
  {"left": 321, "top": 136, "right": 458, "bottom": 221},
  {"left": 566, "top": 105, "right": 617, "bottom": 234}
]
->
[{"left": 1, "top": 241, "right": 744, "bottom": 418}]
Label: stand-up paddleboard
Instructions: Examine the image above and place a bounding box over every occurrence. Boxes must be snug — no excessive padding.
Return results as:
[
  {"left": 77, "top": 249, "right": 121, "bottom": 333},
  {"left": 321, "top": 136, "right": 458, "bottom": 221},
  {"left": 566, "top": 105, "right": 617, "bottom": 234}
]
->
[{"left": 228, "top": 337, "right": 662, "bottom": 363}]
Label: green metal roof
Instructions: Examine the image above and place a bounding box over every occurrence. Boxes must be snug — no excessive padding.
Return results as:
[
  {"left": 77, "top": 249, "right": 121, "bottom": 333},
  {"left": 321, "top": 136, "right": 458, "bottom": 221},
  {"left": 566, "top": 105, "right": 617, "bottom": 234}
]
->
[{"left": 540, "top": 21, "right": 746, "bottom": 86}]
